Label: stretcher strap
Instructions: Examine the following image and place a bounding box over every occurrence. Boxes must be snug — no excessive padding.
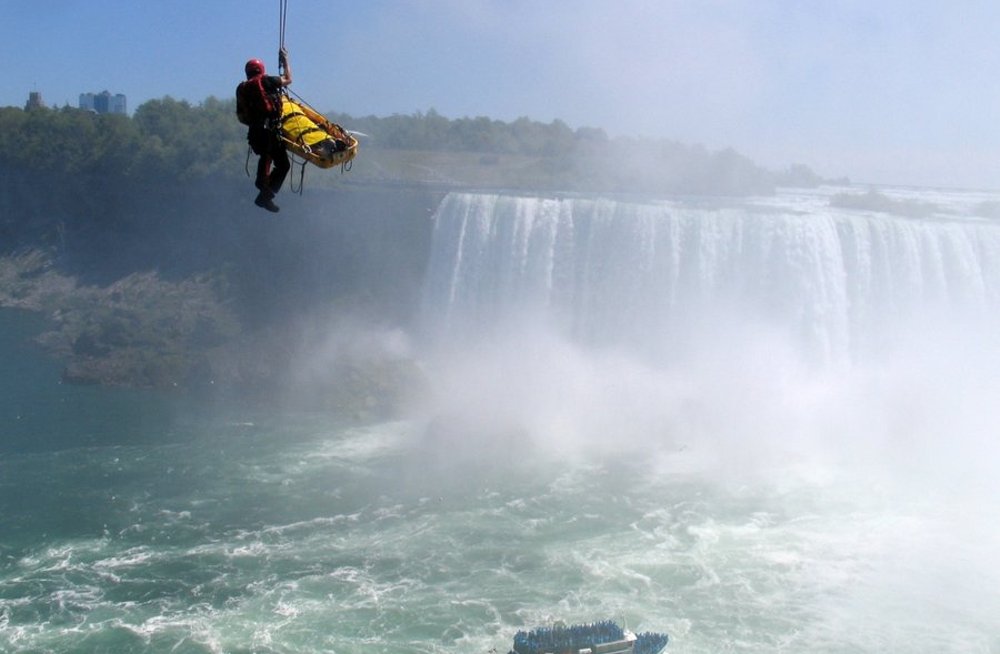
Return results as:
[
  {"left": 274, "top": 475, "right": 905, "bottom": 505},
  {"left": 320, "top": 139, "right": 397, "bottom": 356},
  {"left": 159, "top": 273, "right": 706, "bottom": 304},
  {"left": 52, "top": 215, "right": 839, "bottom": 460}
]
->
[{"left": 281, "top": 111, "right": 331, "bottom": 145}]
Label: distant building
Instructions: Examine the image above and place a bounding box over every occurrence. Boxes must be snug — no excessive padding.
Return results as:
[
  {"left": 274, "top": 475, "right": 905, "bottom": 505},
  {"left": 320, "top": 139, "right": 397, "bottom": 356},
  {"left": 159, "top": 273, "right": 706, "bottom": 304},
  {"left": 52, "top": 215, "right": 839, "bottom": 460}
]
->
[
  {"left": 24, "top": 91, "right": 45, "bottom": 110},
  {"left": 79, "top": 90, "right": 127, "bottom": 115}
]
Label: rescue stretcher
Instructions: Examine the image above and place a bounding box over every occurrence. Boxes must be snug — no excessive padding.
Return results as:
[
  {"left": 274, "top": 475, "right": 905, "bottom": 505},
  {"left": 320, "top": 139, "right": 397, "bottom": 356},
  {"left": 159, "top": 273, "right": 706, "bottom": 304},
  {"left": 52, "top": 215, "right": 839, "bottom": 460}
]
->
[{"left": 278, "top": 98, "right": 359, "bottom": 169}]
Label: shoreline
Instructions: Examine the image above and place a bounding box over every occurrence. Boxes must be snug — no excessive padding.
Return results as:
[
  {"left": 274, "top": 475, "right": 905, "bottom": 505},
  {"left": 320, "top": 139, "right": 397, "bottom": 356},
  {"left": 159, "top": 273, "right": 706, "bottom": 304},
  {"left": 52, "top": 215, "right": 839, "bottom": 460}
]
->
[{"left": 0, "top": 250, "right": 426, "bottom": 419}]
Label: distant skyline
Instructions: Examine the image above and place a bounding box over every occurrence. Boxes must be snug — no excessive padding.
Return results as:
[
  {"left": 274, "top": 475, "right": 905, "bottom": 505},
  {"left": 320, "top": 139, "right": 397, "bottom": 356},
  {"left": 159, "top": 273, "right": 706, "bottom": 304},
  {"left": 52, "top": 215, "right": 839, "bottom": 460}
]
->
[{"left": 4, "top": 1, "right": 1000, "bottom": 189}]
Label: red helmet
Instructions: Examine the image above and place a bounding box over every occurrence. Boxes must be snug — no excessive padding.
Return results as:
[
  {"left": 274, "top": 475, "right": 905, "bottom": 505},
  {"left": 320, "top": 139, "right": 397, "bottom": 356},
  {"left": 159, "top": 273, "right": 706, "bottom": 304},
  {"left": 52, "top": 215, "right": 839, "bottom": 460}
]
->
[{"left": 245, "top": 59, "right": 265, "bottom": 78}]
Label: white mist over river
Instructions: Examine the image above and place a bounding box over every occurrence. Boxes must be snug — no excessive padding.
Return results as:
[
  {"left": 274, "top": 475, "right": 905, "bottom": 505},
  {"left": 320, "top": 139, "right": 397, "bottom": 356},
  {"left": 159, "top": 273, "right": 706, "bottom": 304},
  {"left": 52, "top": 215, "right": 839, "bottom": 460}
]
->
[{"left": 3, "top": 187, "right": 1000, "bottom": 653}]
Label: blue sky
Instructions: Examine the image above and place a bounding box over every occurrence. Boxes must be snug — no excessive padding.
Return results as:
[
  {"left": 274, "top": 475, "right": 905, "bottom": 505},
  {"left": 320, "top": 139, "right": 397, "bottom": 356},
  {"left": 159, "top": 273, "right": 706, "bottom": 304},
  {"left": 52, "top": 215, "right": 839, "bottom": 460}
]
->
[{"left": 4, "top": 0, "right": 1000, "bottom": 189}]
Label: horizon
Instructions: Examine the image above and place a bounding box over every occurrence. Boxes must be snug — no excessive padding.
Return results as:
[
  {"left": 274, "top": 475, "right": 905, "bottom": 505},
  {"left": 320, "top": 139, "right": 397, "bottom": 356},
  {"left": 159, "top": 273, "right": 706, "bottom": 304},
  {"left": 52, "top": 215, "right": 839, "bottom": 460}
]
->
[{"left": 4, "top": 1, "right": 1000, "bottom": 190}]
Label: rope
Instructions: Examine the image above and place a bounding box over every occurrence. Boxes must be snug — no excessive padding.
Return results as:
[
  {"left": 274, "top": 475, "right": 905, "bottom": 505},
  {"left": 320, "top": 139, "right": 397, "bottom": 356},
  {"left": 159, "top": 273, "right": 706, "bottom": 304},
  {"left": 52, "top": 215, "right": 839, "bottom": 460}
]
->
[
  {"left": 284, "top": 86, "right": 312, "bottom": 111},
  {"left": 288, "top": 156, "right": 307, "bottom": 195},
  {"left": 279, "top": 0, "right": 301, "bottom": 193},
  {"left": 272, "top": 0, "right": 354, "bottom": 185},
  {"left": 278, "top": 0, "right": 288, "bottom": 67}
]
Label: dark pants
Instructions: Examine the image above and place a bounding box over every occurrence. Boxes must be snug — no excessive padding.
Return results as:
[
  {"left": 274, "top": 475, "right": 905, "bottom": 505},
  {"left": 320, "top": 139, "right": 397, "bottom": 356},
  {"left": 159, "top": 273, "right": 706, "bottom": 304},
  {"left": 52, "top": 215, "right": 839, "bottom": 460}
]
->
[{"left": 248, "top": 125, "right": 290, "bottom": 195}]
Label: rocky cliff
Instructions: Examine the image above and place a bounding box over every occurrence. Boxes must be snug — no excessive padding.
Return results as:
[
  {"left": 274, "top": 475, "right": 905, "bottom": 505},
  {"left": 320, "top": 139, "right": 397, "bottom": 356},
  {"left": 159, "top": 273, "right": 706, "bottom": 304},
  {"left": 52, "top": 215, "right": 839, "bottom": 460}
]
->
[{"left": 1, "top": 180, "right": 442, "bottom": 417}]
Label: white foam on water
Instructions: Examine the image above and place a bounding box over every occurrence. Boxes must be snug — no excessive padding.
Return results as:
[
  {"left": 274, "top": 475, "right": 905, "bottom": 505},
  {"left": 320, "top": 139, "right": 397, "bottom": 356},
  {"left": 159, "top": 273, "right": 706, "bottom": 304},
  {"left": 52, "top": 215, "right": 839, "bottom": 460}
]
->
[
  {"left": 408, "top": 187, "right": 1000, "bottom": 652},
  {"left": 6, "top": 188, "right": 1000, "bottom": 653}
]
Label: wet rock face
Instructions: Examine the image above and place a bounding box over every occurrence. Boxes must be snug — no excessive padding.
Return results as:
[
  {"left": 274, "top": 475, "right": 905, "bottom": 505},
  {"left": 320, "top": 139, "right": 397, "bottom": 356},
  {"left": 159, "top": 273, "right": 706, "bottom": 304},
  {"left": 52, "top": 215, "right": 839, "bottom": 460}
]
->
[
  {"left": 0, "top": 250, "right": 78, "bottom": 310},
  {"left": 1, "top": 250, "right": 428, "bottom": 417},
  {"left": 1, "top": 251, "right": 235, "bottom": 389},
  {"left": 1, "top": 185, "right": 439, "bottom": 412}
]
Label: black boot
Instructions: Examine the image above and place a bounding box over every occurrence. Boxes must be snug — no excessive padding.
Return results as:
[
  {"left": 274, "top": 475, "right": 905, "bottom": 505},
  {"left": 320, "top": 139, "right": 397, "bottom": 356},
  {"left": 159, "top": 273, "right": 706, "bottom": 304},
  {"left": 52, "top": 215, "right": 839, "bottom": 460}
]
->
[{"left": 254, "top": 190, "right": 280, "bottom": 213}]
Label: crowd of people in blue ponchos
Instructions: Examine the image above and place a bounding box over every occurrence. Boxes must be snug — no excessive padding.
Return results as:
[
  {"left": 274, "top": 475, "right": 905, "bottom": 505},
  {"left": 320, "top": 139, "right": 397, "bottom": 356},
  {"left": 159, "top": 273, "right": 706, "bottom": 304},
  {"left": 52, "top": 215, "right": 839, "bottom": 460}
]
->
[{"left": 509, "top": 620, "right": 668, "bottom": 654}]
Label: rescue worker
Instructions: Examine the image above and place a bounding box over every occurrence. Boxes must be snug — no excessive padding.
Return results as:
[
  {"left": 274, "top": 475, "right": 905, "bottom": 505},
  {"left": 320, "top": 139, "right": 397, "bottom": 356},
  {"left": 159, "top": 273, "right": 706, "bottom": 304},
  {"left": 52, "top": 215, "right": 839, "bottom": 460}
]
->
[{"left": 236, "top": 48, "right": 292, "bottom": 212}]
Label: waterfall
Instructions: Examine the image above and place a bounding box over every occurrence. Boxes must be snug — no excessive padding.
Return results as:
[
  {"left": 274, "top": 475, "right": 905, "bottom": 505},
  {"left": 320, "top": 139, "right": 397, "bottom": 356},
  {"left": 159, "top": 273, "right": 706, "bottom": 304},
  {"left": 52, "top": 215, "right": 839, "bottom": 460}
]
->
[{"left": 421, "top": 191, "right": 1000, "bottom": 364}]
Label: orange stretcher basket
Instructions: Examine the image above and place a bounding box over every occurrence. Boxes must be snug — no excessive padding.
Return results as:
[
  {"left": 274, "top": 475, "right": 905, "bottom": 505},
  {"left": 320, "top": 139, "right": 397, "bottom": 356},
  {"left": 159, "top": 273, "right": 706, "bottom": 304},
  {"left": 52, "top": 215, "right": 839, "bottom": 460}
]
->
[{"left": 278, "top": 97, "right": 359, "bottom": 169}]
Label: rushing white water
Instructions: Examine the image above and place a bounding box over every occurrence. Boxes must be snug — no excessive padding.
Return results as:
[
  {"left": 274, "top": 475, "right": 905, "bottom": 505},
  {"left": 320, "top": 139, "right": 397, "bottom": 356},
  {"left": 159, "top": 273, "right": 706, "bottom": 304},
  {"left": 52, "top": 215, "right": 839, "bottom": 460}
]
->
[
  {"left": 410, "top": 187, "right": 1000, "bottom": 652},
  {"left": 421, "top": 189, "right": 1000, "bottom": 365},
  {"left": 4, "top": 187, "right": 1000, "bottom": 653}
]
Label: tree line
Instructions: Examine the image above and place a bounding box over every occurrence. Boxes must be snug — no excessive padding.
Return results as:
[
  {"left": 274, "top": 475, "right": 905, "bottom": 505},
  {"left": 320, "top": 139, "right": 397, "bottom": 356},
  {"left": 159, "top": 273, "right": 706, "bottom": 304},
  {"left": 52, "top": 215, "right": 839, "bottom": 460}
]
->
[
  {"left": 0, "top": 97, "right": 244, "bottom": 183},
  {"left": 0, "top": 97, "right": 830, "bottom": 194}
]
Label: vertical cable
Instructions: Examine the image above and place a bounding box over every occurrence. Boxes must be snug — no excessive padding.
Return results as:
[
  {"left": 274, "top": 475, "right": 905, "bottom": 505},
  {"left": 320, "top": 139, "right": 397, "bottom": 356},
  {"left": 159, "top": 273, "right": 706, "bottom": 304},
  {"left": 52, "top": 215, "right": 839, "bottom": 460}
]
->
[{"left": 278, "top": 0, "right": 288, "bottom": 71}]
